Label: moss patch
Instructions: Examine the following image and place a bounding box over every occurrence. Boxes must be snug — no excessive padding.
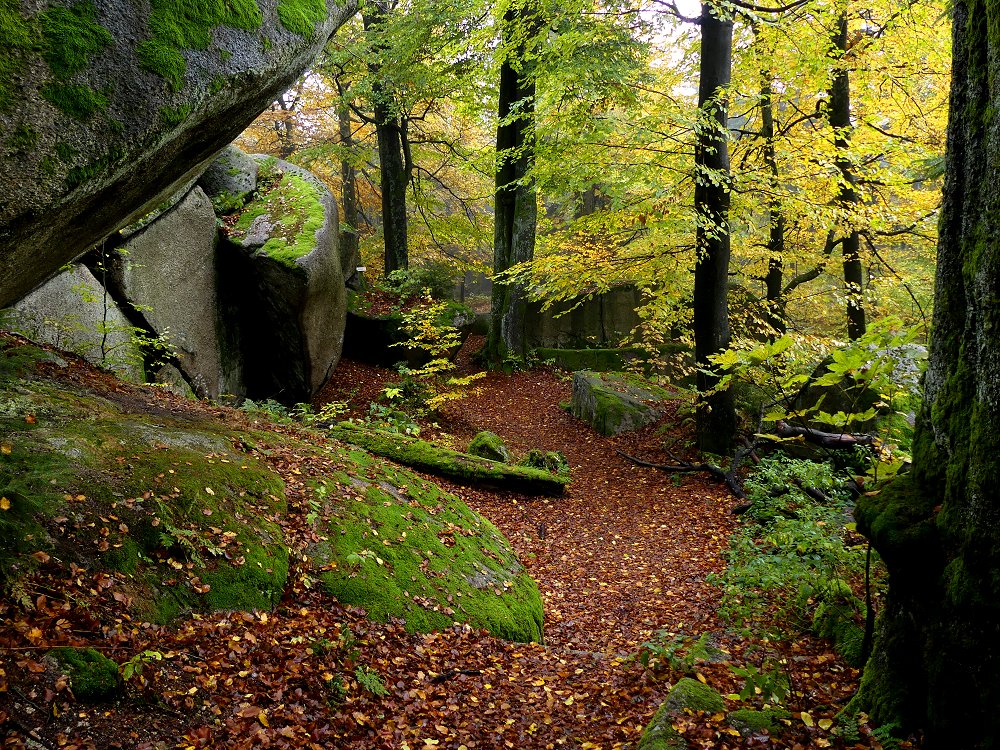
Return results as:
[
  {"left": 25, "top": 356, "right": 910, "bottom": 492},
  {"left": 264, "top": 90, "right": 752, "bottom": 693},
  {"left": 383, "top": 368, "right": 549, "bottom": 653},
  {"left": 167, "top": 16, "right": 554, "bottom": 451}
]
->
[
  {"left": 307, "top": 457, "right": 544, "bottom": 643},
  {"left": 639, "top": 678, "right": 726, "bottom": 749},
  {"left": 52, "top": 647, "right": 121, "bottom": 701},
  {"left": 41, "top": 82, "right": 109, "bottom": 120},
  {"left": 38, "top": 1, "right": 112, "bottom": 79},
  {"left": 230, "top": 168, "right": 326, "bottom": 271},
  {"left": 137, "top": 0, "right": 263, "bottom": 91},
  {"left": 277, "top": 0, "right": 327, "bottom": 37},
  {"left": 0, "top": 371, "right": 289, "bottom": 623},
  {"left": 0, "top": 0, "right": 40, "bottom": 112},
  {"left": 727, "top": 708, "right": 792, "bottom": 737}
]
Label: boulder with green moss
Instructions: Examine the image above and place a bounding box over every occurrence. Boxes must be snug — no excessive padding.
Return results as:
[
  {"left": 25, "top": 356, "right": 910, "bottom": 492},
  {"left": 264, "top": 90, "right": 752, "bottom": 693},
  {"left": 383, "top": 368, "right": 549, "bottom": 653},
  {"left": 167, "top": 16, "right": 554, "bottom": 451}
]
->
[
  {"left": 638, "top": 678, "right": 726, "bottom": 750},
  {"left": 571, "top": 371, "right": 670, "bottom": 436},
  {"left": 520, "top": 449, "right": 570, "bottom": 477},
  {"left": 0, "top": 0, "right": 357, "bottom": 310},
  {"left": 0, "top": 337, "right": 543, "bottom": 643},
  {"left": 726, "top": 708, "right": 792, "bottom": 737},
  {"left": 468, "top": 431, "right": 512, "bottom": 462},
  {"left": 307, "top": 460, "right": 544, "bottom": 643},
  {"left": 329, "top": 423, "right": 568, "bottom": 496},
  {"left": 221, "top": 155, "right": 346, "bottom": 403}
]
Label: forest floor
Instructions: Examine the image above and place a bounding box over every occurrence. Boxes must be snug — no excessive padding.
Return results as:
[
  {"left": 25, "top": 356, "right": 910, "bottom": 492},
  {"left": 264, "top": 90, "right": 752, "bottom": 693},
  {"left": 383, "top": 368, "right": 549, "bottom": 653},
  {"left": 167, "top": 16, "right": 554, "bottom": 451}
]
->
[{"left": 1, "top": 337, "right": 907, "bottom": 749}]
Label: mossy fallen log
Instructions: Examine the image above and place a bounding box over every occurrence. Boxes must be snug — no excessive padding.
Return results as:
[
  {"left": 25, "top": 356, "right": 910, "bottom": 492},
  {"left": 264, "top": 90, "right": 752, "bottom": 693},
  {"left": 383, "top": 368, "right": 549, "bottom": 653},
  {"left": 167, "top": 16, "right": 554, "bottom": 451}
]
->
[{"left": 329, "top": 423, "right": 568, "bottom": 496}]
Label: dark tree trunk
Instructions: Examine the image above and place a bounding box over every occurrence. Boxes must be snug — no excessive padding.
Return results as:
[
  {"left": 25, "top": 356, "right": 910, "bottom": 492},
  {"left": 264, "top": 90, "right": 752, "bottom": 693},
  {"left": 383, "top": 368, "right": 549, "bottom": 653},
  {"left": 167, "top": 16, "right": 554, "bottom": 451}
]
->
[
  {"left": 760, "top": 77, "right": 787, "bottom": 337},
  {"left": 337, "top": 99, "right": 361, "bottom": 284},
  {"left": 693, "top": 3, "right": 737, "bottom": 455},
  {"left": 487, "top": 3, "right": 539, "bottom": 362},
  {"left": 363, "top": 5, "right": 410, "bottom": 275},
  {"left": 851, "top": 4, "right": 1000, "bottom": 746},
  {"left": 829, "top": 13, "right": 866, "bottom": 340}
]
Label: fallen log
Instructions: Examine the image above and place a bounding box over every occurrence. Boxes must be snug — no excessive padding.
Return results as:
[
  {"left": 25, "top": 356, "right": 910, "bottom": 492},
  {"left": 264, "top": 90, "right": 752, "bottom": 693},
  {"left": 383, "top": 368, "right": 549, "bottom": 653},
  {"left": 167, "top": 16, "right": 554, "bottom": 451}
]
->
[
  {"left": 774, "top": 420, "right": 876, "bottom": 449},
  {"left": 329, "top": 423, "right": 568, "bottom": 496}
]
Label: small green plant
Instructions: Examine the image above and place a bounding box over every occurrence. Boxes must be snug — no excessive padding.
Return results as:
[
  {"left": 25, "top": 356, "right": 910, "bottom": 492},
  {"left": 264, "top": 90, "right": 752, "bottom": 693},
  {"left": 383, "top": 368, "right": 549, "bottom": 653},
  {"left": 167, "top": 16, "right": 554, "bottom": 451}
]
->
[
  {"left": 119, "top": 649, "right": 163, "bottom": 682},
  {"left": 730, "top": 661, "right": 790, "bottom": 705},
  {"left": 293, "top": 400, "right": 349, "bottom": 426},
  {"left": 383, "top": 263, "right": 455, "bottom": 300},
  {"left": 354, "top": 665, "right": 388, "bottom": 696},
  {"left": 630, "top": 631, "right": 713, "bottom": 675},
  {"left": 240, "top": 398, "right": 292, "bottom": 421}
]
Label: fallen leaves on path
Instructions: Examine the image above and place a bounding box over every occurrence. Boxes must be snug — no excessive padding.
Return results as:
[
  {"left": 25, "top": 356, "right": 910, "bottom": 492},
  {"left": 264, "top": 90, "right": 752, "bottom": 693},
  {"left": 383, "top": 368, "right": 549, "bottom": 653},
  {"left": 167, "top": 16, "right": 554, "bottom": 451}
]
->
[{"left": 1, "top": 338, "right": 909, "bottom": 748}]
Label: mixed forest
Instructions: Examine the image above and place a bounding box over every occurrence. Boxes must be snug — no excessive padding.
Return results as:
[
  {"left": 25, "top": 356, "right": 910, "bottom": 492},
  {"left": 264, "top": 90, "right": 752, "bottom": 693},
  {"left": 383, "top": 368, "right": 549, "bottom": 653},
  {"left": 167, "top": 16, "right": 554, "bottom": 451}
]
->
[{"left": 4, "top": 0, "right": 1000, "bottom": 748}]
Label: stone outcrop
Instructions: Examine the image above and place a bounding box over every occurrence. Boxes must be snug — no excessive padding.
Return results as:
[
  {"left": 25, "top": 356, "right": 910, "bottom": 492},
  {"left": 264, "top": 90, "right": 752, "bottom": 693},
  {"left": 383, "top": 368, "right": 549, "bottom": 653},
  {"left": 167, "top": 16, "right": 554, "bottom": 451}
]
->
[
  {"left": 7, "top": 264, "right": 143, "bottom": 382},
  {"left": 221, "top": 155, "right": 346, "bottom": 403},
  {"left": 0, "top": 0, "right": 356, "bottom": 309},
  {"left": 109, "top": 186, "right": 242, "bottom": 398},
  {"left": 523, "top": 284, "right": 645, "bottom": 350},
  {"left": 571, "top": 371, "right": 669, "bottom": 436}
]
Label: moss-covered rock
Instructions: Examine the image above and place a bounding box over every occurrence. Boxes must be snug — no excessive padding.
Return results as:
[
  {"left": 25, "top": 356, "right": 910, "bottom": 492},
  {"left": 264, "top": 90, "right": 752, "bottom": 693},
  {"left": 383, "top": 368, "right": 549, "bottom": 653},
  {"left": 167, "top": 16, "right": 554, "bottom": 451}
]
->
[
  {"left": 726, "top": 708, "right": 791, "bottom": 737},
  {"left": 638, "top": 678, "right": 726, "bottom": 750},
  {"left": 519, "top": 449, "right": 570, "bottom": 478},
  {"left": 467, "top": 431, "right": 512, "bottom": 463},
  {"left": 571, "top": 371, "right": 670, "bottom": 436},
  {"left": 0, "top": 337, "right": 544, "bottom": 644},
  {"left": 52, "top": 647, "right": 122, "bottom": 701},
  {"left": 329, "top": 423, "right": 568, "bottom": 496},
  {"left": 307, "top": 459, "right": 544, "bottom": 643},
  {"left": 0, "top": 0, "right": 356, "bottom": 310}
]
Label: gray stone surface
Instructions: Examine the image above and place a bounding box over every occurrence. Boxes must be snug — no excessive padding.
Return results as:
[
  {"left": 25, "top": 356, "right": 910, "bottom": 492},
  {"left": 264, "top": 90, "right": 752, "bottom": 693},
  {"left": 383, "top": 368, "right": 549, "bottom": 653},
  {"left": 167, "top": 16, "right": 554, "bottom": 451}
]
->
[
  {"left": 8, "top": 265, "right": 143, "bottom": 382},
  {"left": 523, "top": 284, "right": 645, "bottom": 349},
  {"left": 112, "top": 186, "right": 241, "bottom": 399},
  {"left": 0, "top": 0, "right": 357, "bottom": 309},
  {"left": 571, "top": 371, "right": 668, "bottom": 436},
  {"left": 226, "top": 157, "right": 346, "bottom": 403},
  {"left": 198, "top": 145, "right": 259, "bottom": 201}
]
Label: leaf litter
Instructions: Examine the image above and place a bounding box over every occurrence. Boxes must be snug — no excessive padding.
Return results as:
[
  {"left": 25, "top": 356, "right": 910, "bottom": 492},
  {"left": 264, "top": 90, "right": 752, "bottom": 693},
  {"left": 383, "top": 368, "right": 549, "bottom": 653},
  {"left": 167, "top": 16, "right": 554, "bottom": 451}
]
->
[{"left": 0, "top": 336, "right": 911, "bottom": 748}]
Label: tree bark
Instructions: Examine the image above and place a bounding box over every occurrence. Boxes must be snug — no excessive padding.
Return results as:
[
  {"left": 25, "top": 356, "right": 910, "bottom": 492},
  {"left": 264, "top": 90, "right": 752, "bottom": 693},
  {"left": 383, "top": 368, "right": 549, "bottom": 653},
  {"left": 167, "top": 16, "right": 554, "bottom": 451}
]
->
[
  {"left": 363, "top": 4, "right": 410, "bottom": 275},
  {"left": 851, "top": 4, "right": 1000, "bottom": 746},
  {"left": 760, "top": 76, "right": 787, "bottom": 337},
  {"left": 693, "top": 2, "right": 737, "bottom": 455},
  {"left": 829, "top": 11, "right": 866, "bottom": 340},
  {"left": 337, "top": 98, "right": 361, "bottom": 284},
  {"left": 488, "top": 2, "right": 539, "bottom": 363}
]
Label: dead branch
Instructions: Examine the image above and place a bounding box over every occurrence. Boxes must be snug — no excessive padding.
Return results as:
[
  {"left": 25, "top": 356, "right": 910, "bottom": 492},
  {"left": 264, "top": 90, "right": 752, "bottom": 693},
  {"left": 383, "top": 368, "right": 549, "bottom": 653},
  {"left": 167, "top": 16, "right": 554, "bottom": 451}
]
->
[
  {"left": 616, "top": 450, "right": 747, "bottom": 500},
  {"left": 774, "top": 420, "right": 876, "bottom": 449}
]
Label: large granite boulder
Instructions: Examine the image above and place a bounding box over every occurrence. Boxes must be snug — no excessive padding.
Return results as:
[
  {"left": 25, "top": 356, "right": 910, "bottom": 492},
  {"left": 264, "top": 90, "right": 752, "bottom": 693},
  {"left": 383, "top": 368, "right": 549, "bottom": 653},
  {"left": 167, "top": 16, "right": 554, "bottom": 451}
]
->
[
  {"left": 0, "top": 0, "right": 356, "bottom": 309},
  {"left": 571, "top": 371, "right": 669, "bottom": 436},
  {"left": 221, "top": 155, "right": 345, "bottom": 403},
  {"left": 6, "top": 264, "right": 143, "bottom": 382},
  {"left": 197, "top": 145, "right": 259, "bottom": 202},
  {"left": 109, "top": 185, "right": 242, "bottom": 399}
]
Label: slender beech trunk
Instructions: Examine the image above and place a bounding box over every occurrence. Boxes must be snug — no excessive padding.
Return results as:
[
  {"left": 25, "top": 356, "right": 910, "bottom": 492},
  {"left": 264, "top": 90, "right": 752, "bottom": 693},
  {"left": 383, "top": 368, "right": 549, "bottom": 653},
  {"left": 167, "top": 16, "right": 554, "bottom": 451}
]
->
[
  {"left": 760, "top": 77, "right": 787, "bottom": 337},
  {"left": 693, "top": 2, "right": 737, "bottom": 455},
  {"left": 851, "top": 3, "right": 1000, "bottom": 746},
  {"left": 488, "top": 2, "right": 539, "bottom": 362},
  {"left": 829, "top": 11, "right": 865, "bottom": 340},
  {"left": 363, "top": 4, "right": 410, "bottom": 275},
  {"left": 337, "top": 99, "right": 361, "bottom": 283}
]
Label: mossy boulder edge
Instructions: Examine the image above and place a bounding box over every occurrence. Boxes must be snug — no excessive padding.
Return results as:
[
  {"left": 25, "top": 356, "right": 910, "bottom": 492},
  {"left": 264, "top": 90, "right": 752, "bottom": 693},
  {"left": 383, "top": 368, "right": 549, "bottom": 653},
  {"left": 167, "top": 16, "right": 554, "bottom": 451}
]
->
[{"left": 571, "top": 370, "right": 670, "bottom": 436}]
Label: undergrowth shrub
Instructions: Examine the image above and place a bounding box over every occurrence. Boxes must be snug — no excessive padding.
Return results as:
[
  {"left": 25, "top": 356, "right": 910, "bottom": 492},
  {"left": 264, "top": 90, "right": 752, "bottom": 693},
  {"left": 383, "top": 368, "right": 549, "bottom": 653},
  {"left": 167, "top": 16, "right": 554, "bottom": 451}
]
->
[{"left": 710, "top": 455, "right": 876, "bottom": 648}]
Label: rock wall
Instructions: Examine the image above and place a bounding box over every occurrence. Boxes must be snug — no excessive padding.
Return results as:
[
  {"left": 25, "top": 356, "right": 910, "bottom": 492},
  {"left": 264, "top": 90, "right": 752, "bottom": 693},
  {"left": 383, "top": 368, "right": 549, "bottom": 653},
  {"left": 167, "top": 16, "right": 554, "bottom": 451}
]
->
[
  {"left": 523, "top": 285, "right": 645, "bottom": 350},
  {"left": 0, "top": 0, "right": 357, "bottom": 309}
]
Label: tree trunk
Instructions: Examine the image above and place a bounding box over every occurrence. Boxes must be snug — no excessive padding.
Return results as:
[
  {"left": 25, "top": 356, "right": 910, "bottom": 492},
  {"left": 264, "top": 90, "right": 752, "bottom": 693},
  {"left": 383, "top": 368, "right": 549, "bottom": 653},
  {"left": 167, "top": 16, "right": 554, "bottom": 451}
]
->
[
  {"left": 760, "top": 77, "right": 787, "bottom": 337},
  {"left": 363, "top": 5, "right": 409, "bottom": 275},
  {"left": 487, "top": 2, "right": 539, "bottom": 363},
  {"left": 337, "top": 99, "right": 361, "bottom": 285},
  {"left": 693, "top": 2, "right": 737, "bottom": 455},
  {"left": 829, "top": 12, "right": 866, "bottom": 340},
  {"left": 851, "top": 4, "right": 1000, "bottom": 746}
]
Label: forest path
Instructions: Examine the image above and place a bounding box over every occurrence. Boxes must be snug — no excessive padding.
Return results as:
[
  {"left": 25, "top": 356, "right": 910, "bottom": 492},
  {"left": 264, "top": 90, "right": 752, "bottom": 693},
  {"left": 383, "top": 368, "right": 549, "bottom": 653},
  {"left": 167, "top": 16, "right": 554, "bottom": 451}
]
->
[{"left": 318, "top": 349, "right": 738, "bottom": 656}]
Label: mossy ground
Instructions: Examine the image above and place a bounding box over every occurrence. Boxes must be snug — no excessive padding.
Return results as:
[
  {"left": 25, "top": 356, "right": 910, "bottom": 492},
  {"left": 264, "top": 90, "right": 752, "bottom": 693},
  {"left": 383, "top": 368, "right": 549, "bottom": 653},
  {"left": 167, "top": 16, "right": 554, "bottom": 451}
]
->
[
  {"left": 277, "top": 0, "right": 327, "bottom": 36},
  {"left": 231, "top": 167, "right": 326, "bottom": 271},
  {"left": 52, "top": 647, "right": 121, "bottom": 701}
]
